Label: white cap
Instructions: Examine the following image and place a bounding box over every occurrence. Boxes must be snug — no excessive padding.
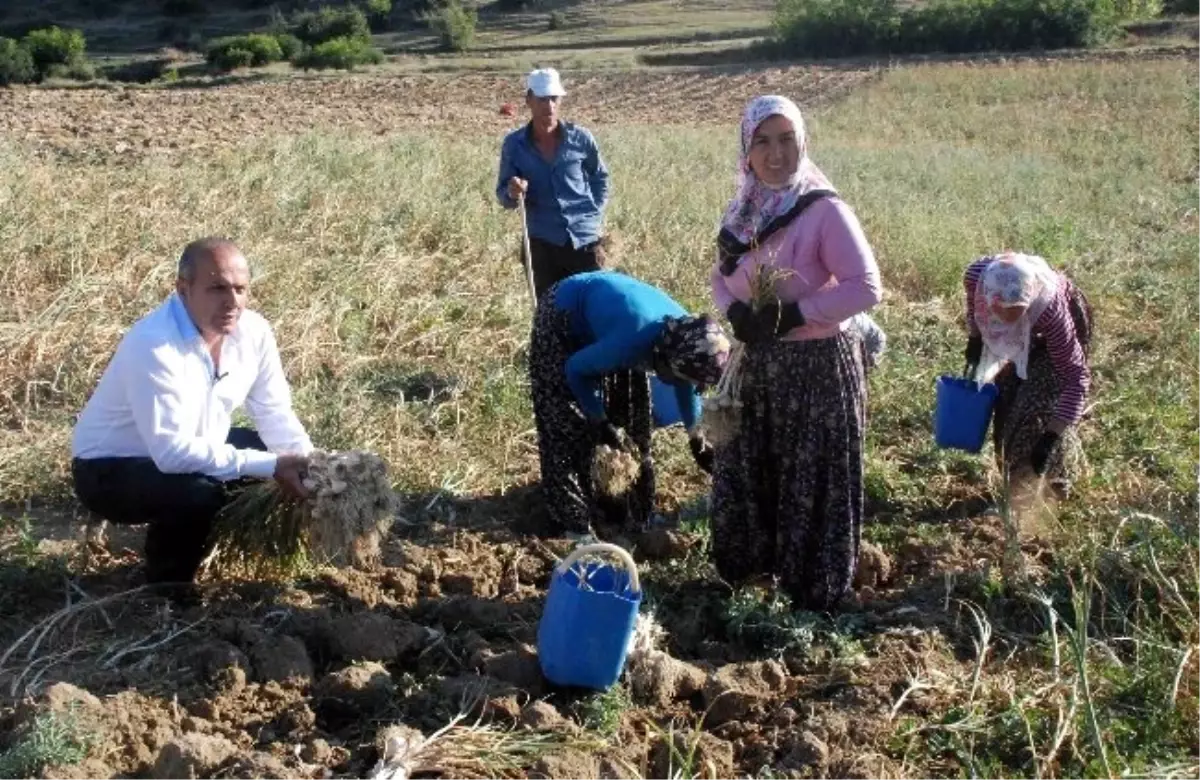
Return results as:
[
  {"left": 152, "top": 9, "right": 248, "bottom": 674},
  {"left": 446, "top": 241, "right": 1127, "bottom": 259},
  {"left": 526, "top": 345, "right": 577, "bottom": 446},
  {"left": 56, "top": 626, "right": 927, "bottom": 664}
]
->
[{"left": 526, "top": 67, "right": 566, "bottom": 98}]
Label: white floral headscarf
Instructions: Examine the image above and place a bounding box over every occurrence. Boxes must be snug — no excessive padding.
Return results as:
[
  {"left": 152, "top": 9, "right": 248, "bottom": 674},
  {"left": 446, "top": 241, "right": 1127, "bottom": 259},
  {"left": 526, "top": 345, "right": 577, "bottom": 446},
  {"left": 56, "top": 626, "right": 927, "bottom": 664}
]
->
[
  {"left": 974, "top": 253, "right": 1059, "bottom": 381},
  {"left": 652, "top": 315, "right": 731, "bottom": 389},
  {"left": 719, "top": 95, "right": 836, "bottom": 246}
]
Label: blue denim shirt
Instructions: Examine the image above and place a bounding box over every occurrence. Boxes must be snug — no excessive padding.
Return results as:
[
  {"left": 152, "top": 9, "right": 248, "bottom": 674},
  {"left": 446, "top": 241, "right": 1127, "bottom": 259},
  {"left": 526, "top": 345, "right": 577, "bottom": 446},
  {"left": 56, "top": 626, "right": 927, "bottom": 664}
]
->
[
  {"left": 553, "top": 271, "right": 702, "bottom": 431},
  {"left": 496, "top": 121, "right": 610, "bottom": 249}
]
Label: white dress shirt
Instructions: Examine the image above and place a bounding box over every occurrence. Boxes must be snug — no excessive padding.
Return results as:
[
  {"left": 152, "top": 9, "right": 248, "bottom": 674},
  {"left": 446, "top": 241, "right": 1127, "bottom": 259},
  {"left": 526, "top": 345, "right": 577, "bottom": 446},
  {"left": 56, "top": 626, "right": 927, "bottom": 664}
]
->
[{"left": 71, "top": 293, "right": 314, "bottom": 481}]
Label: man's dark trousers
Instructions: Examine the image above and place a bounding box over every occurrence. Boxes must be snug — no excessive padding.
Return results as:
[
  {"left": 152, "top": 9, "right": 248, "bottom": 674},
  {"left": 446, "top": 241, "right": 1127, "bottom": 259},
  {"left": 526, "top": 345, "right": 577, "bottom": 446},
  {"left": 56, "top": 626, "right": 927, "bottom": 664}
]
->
[{"left": 72, "top": 428, "right": 267, "bottom": 583}]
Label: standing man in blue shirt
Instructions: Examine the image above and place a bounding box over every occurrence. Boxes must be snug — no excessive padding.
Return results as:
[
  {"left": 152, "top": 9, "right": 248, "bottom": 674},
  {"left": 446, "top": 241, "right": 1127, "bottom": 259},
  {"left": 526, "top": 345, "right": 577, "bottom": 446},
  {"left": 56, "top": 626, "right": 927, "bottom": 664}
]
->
[{"left": 496, "top": 67, "right": 611, "bottom": 298}]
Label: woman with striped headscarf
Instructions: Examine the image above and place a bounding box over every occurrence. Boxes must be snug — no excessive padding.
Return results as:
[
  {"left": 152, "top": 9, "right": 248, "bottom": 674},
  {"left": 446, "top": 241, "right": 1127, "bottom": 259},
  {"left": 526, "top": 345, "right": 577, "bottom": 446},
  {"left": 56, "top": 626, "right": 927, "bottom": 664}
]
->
[
  {"left": 963, "top": 252, "right": 1093, "bottom": 495},
  {"left": 707, "top": 95, "right": 882, "bottom": 611}
]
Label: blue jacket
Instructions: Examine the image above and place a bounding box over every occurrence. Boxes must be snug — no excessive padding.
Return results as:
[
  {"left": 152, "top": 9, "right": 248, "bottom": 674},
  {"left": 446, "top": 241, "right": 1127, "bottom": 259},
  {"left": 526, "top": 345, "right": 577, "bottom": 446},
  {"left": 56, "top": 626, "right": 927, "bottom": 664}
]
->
[
  {"left": 552, "top": 271, "right": 702, "bottom": 430},
  {"left": 496, "top": 121, "right": 609, "bottom": 249}
]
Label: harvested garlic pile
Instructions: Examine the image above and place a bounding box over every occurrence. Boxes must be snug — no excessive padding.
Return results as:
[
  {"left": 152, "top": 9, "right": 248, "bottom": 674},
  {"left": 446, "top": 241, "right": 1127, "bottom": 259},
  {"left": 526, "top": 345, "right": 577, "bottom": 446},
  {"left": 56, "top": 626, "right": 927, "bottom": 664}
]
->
[{"left": 302, "top": 449, "right": 397, "bottom": 569}]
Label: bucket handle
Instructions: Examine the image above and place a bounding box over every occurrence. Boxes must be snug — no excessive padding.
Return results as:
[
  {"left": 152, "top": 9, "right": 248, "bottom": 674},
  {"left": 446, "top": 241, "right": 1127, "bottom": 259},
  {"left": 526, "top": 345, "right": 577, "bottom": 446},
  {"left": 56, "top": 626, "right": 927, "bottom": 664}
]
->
[{"left": 556, "top": 542, "right": 640, "bottom": 594}]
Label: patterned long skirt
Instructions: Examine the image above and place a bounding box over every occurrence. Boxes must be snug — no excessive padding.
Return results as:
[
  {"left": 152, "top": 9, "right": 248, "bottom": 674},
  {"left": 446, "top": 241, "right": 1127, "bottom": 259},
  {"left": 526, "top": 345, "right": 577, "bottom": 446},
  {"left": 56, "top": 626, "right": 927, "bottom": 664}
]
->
[
  {"left": 528, "top": 289, "right": 654, "bottom": 534},
  {"left": 992, "top": 282, "right": 1094, "bottom": 494},
  {"left": 711, "top": 332, "right": 867, "bottom": 612}
]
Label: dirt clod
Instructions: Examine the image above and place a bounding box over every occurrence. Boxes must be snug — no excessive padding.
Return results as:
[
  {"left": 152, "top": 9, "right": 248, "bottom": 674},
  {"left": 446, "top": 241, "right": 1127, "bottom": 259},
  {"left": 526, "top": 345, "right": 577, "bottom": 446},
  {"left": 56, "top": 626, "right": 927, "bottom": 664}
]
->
[
  {"left": 781, "top": 730, "right": 830, "bottom": 770},
  {"left": 480, "top": 643, "right": 545, "bottom": 694},
  {"left": 520, "top": 699, "right": 570, "bottom": 731},
  {"left": 274, "top": 700, "right": 317, "bottom": 736},
  {"left": 702, "top": 661, "right": 788, "bottom": 726},
  {"left": 226, "top": 750, "right": 292, "bottom": 779},
  {"left": 854, "top": 540, "right": 893, "bottom": 589},
  {"left": 152, "top": 733, "right": 237, "bottom": 779},
  {"left": 184, "top": 640, "right": 251, "bottom": 682},
  {"left": 248, "top": 634, "right": 313, "bottom": 684},
  {"left": 328, "top": 612, "right": 428, "bottom": 662},
  {"left": 636, "top": 528, "right": 697, "bottom": 560},
  {"left": 529, "top": 749, "right": 601, "bottom": 779},
  {"left": 628, "top": 650, "right": 707, "bottom": 706},
  {"left": 314, "top": 661, "right": 396, "bottom": 717}
]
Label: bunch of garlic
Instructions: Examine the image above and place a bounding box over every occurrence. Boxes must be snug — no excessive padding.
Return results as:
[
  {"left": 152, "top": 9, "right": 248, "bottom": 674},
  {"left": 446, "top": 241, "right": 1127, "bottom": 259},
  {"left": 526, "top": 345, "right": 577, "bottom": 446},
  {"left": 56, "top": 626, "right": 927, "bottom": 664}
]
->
[
  {"left": 592, "top": 443, "right": 641, "bottom": 498},
  {"left": 700, "top": 342, "right": 744, "bottom": 448},
  {"left": 302, "top": 449, "right": 397, "bottom": 569}
]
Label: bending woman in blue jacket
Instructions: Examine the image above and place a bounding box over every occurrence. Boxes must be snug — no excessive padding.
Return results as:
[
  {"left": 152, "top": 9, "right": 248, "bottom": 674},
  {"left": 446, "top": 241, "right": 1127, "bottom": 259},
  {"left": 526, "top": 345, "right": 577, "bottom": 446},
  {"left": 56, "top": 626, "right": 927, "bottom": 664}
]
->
[{"left": 530, "top": 271, "right": 731, "bottom": 535}]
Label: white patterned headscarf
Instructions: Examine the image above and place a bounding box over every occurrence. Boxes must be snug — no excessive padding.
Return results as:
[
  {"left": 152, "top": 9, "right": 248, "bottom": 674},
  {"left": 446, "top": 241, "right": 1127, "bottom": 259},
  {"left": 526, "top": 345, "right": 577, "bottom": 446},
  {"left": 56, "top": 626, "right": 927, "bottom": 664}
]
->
[
  {"left": 974, "top": 253, "right": 1060, "bottom": 382},
  {"left": 720, "top": 95, "right": 836, "bottom": 246}
]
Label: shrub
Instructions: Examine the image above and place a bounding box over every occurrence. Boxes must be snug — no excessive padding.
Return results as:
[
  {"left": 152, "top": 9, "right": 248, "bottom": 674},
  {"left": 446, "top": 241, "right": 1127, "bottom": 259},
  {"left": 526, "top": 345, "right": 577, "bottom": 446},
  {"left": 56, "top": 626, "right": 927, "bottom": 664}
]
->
[
  {"left": 1113, "top": 0, "right": 1163, "bottom": 17},
  {"left": 772, "top": 0, "right": 1126, "bottom": 57},
  {"left": 45, "top": 59, "right": 97, "bottom": 81},
  {"left": 22, "top": 26, "right": 87, "bottom": 71},
  {"left": 1162, "top": 0, "right": 1197, "bottom": 12},
  {"left": 210, "top": 46, "right": 254, "bottom": 70},
  {"left": 0, "top": 38, "right": 36, "bottom": 86},
  {"left": 274, "top": 32, "right": 304, "bottom": 60},
  {"left": 103, "top": 57, "right": 170, "bottom": 83},
  {"left": 426, "top": 0, "right": 477, "bottom": 51},
  {"left": 364, "top": 0, "right": 394, "bottom": 30},
  {"left": 207, "top": 33, "right": 284, "bottom": 68},
  {"left": 293, "top": 35, "right": 384, "bottom": 69},
  {"left": 292, "top": 6, "right": 372, "bottom": 45},
  {"left": 773, "top": 0, "right": 899, "bottom": 57},
  {"left": 547, "top": 10, "right": 566, "bottom": 29}
]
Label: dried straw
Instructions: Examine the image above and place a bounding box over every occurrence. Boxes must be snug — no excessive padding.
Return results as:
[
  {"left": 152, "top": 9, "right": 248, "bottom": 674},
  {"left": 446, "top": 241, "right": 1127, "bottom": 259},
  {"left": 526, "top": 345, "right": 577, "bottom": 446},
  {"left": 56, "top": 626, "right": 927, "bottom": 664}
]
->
[{"left": 370, "top": 712, "right": 602, "bottom": 780}]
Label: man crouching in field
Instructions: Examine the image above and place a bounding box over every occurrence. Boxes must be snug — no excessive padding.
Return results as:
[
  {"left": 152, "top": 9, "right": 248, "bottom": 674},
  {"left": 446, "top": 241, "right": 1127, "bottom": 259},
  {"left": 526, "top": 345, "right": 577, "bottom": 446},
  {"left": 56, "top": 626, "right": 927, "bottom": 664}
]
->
[{"left": 70, "top": 237, "right": 312, "bottom": 591}]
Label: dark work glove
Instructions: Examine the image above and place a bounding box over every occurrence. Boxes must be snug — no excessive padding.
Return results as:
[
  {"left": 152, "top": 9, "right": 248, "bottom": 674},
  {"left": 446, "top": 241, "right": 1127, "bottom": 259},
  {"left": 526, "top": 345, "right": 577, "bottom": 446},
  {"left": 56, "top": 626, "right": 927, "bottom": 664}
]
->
[
  {"left": 595, "top": 420, "right": 623, "bottom": 450},
  {"left": 775, "top": 301, "right": 806, "bottom": 335},
  {"left": 727, "top": 301, "right": 763, "bottom": 344},
  {"left": 1030, "top": 430, "right": 1060, "bottom": 476},
  {"left": 965, "top": 334, "right": 983, "bottom": 379},
  {"left": 688, "top": 434, "right": 714, "bottom": 474}
]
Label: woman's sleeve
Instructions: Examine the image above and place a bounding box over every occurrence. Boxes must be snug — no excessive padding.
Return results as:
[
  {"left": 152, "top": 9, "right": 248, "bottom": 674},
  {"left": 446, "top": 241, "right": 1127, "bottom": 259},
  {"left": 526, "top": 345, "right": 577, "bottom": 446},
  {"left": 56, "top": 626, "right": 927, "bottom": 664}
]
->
[
  {"left": 800, "top": 201, "right": 882, "bottom": 325},
  {"left": 1038, "top": 295, "right": 1090, "bottom": 427},
  {"left": 963, "top": 257, "right": 991, "bottom": 335},
  {"left": 564, "top": 338, "right": 636, "bottom": 421}
]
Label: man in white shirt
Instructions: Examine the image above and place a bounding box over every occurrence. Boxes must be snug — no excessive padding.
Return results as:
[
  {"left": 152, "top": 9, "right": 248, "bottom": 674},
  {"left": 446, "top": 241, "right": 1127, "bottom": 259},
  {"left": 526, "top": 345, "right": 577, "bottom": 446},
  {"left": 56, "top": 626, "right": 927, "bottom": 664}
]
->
[{"left": 71, "top": 237, "right": 313, "bottom": 588}]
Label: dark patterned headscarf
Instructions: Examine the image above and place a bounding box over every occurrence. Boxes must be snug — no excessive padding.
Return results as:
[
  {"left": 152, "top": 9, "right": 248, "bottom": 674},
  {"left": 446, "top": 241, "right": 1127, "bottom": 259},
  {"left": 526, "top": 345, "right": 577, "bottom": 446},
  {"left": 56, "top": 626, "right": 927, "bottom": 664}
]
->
[{"left": 651, "top": 315, "right": 731, "bottom": 389}]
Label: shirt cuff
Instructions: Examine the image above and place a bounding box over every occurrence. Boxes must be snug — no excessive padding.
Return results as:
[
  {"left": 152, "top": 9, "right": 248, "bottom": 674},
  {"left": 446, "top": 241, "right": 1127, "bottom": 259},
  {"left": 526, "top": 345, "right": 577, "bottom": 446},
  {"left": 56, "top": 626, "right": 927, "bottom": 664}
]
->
[{"left": 239, "top": 450, "right": 278, "bottom": 480}]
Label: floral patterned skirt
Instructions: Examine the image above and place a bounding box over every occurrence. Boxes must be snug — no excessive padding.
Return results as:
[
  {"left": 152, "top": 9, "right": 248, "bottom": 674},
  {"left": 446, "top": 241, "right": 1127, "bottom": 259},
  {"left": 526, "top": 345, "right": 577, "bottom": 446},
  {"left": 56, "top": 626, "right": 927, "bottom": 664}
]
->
[
  {"left": 711, "top": 331, "right": 867, "bottom": 611},
  {"left": 528, "top": 288, "right": 654, "bottom": 534}
]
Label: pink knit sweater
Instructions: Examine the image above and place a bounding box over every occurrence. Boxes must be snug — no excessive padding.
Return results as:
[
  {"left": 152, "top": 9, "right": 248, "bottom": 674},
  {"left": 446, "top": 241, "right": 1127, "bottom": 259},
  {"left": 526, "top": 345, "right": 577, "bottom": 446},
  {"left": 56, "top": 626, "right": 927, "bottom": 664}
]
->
[{"left": 711, "top": 197, "right": 882, "bottom": 341}]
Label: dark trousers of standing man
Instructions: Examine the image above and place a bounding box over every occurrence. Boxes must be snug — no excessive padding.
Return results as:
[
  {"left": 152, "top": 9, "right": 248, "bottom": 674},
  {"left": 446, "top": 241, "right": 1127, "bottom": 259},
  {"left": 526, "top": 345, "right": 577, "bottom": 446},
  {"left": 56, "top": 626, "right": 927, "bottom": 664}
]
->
[
  {"left": 529, "top": 236, "right": 604, "bottom": 298},
  {"left": 71, "top": 428, "right": 267, "bottom": 584}
]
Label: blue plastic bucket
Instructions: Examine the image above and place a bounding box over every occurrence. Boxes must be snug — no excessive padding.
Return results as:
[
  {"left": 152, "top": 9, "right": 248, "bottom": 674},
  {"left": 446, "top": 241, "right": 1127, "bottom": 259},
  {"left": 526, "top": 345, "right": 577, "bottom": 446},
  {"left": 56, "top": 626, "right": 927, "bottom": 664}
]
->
[
  {"left": 934, "top": 375, "right": 999, "bottom": 454},
  {"left": 651, "top": 376, "right": 683, "bottom": 429},
  {"left": 537, "top": 543, "right": 641, "bottom": 691}
]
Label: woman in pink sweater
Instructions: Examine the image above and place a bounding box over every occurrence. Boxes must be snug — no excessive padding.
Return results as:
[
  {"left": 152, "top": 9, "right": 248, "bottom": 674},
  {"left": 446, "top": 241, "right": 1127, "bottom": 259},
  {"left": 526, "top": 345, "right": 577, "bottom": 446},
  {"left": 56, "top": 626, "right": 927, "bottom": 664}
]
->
[{"left": 708, "top": 95, "right": 882, "bottom": 611}]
